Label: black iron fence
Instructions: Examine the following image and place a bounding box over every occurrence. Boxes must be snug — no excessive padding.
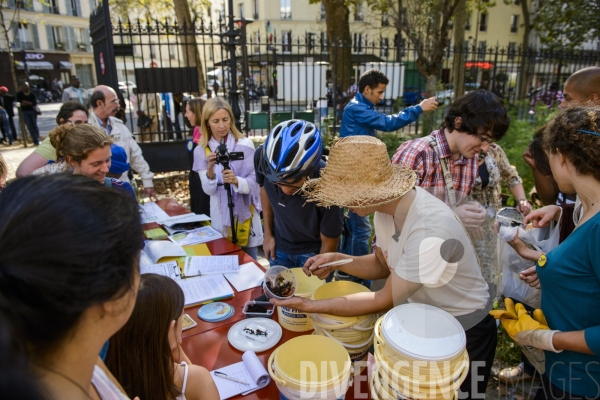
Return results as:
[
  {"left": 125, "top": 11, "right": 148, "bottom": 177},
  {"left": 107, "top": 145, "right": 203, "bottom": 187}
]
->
[{"left": 110, "top": 16, "right": 600, "bottom": 142}]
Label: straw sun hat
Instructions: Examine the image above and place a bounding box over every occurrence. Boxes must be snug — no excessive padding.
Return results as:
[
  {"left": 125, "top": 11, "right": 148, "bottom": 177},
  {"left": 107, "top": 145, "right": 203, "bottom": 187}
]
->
[{"left": 302, "top": 136, "right": 416, "bottom": 208}]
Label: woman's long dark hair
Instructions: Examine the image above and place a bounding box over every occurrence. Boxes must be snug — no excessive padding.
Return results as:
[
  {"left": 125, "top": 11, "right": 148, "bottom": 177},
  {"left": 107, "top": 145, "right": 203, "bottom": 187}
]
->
[
  {"left": 105, "top": 273, "right": 185, "bottom": 400},
  {"left": 0, "top": 174, "right": 142, "bottom": 395}
]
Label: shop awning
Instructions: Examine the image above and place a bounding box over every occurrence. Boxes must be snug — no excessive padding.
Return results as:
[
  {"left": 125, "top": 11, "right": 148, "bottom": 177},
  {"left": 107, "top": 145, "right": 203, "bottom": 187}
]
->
[
  {"left": 59, "top": 61, "right": 74, "bottom": 69},
  {"left": 15, "top": 61, "right": 54, "bottom": 70}
]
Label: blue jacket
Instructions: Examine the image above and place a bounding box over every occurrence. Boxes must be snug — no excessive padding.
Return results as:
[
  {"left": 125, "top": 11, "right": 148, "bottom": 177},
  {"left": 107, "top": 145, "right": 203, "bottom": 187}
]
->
[{"left": 339, "top": 92, "right": 423, "bottom": 137}]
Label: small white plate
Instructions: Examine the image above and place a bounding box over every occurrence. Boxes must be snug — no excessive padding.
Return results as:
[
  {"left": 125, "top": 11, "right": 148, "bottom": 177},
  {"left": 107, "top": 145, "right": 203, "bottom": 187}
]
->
[{"left": 227, "top": 318, "right": 282, "bottom": 353}]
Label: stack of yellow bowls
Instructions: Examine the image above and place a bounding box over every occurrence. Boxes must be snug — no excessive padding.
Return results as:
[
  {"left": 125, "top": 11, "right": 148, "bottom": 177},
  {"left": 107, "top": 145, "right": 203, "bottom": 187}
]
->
[
  {"left": 309, "top": 281, "right": 376, "bottom": 366},
  {"left": 371, "top": 304, "right": 470, "bottom": 400}
]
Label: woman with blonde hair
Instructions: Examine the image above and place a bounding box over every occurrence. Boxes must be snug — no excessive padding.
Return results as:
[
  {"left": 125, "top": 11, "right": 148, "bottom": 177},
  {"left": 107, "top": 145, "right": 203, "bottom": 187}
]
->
[
  {"left": 192, "top": 97, "right": 263, "bottom": 259},
  {"left": 32, "top": 124, "right": 136, "bottom": 199}
]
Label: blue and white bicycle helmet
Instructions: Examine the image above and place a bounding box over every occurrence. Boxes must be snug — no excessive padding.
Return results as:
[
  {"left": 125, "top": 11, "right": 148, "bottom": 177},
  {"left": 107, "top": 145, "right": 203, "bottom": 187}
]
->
[{"left": 259, "top": 119, "right": 323, "bottom": 183}]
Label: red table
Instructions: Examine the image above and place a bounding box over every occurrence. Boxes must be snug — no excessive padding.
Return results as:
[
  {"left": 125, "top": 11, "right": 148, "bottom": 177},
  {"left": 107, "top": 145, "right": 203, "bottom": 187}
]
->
[
  {"left": 146, "top": 198, "right": 241, "bottom": 256},
  {"left": 151, "top": 199, "right": 372, "bottom": 399}
]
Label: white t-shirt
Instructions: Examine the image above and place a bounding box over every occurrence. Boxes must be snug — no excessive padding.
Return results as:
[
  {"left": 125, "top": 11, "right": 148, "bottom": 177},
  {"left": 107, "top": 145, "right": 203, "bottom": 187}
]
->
[{"left": 375, "top": 187, "right": 489, "bottom": 328}]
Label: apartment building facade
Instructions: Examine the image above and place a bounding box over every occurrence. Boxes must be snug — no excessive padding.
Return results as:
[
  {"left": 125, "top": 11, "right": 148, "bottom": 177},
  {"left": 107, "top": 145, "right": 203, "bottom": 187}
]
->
[{"left": 0, "top": 0, "right": 96, "bottom": 93}]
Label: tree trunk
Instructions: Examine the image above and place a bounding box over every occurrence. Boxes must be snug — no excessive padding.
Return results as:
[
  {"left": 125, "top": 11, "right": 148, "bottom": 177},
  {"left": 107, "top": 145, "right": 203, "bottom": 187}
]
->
[
  {"left": 452, "top": 0, "right": 466, "bottom": 99},
  {"left": 172, "top": 0, "right": 206, "bottom": 95},
  {"left": 421, "top": 74, "right": 437, "bottom": 136},
  {"left": 0, "top": 8, "right": 18, "bottom": 92},
  {"left": 322, "top": 0, "right": 353, "bottom": 91},
  {"left": 518, "top": 0, "right": 532, "bottom": 100}
]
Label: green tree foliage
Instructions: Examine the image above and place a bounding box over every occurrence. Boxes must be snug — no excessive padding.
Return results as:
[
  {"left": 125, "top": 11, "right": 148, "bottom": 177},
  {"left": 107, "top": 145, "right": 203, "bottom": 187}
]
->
[
  {"left": 534, "top": 0, "right": 600, "bottom": 49},
  {"left": 367, "top": 0, "right": 466, "bottom": 135}
]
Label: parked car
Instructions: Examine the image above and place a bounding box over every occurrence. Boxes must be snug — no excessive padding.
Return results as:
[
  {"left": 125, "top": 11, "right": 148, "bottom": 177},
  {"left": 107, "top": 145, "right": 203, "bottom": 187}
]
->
[
  {"left": 436, "top": 86, "right": 455, "bottom": 105},
  {"left": 118, "top": 81, "right": 136, "bottom": 95},
  {"left": 402, "top": 86, "right": 425, "bottom": 106}
]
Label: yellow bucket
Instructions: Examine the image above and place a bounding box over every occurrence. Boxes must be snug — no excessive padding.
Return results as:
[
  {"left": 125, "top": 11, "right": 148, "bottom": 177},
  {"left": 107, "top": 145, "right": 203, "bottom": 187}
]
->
[
  {"left": 268, "top": 335, "right": 352, "bottom": 400},
  {"left": 277, "top": 269, "right": 325, "bottom": 332},
  {"left": 309, "top": 281, "right": 375, "bottom": 369},
  {"left": 311, "top": 281, "right": 372, "bottom": 325},
  {"left": 371, "top": 305, "right": 469, "bottom": 400},
  {"left": 373, "top": 350, "right": 468, "bottom": 397},
  {"left": 370, "top": 370, "right": 459, "bottom": 400}
]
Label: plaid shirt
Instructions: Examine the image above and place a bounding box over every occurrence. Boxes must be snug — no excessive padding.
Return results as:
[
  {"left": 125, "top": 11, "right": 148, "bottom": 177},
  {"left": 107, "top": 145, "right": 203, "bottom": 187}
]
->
[{"left": 391, "top": 129, "right": 478, "bottom": 205}]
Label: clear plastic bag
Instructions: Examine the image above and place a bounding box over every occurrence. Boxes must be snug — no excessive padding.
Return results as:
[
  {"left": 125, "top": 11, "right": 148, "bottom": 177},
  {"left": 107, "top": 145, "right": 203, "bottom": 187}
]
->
[{"left": 496, "top": 212, "right": 561, "bottom": 309}]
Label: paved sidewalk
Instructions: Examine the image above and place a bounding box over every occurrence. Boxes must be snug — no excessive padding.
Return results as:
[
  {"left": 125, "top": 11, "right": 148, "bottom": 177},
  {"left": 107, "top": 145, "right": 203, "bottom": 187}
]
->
[{"left": 1, "top": 145, "right": 35, "bottom": 180}]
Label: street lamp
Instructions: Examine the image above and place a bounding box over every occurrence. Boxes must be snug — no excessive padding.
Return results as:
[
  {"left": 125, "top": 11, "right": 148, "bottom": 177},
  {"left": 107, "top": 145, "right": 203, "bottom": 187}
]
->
[{"left": 234, "top": 17, "right": 254, "bottom": 134}]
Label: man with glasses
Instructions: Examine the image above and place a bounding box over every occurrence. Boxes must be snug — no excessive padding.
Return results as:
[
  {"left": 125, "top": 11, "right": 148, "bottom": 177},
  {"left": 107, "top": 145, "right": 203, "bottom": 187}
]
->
[
  {"left": 392, "top": 89, "right": 509, "bottom": 229},
  {"left": 89, "top": 85, "right": 155, "bottom": 199},
  {"left": 254, "top": 120, "right": 344, "bottom": 268}
]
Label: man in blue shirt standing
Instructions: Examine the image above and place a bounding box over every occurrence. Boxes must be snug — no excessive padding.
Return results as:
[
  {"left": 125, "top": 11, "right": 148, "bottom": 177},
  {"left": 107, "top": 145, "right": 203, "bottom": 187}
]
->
[{"left": 339, "top": 68, "right": 438, "bottom": 269}]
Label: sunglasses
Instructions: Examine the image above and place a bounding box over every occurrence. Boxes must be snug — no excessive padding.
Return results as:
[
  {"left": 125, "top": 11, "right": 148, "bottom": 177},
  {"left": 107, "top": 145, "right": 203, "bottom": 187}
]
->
[
  {"left": 271, "top": 179, "right": 305, "bottom": 195},
  {"left": 67, "top": 120, "right": 89, "bottom": 125}
]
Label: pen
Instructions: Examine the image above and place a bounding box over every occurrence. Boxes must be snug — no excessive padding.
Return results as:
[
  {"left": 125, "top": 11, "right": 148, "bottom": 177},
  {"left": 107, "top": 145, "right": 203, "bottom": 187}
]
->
[
  {"left": 317, "top": 258, "right": 353, "bottom": 269},
  {"left": 214, "top": 371, "right": 250, "bottom": 385}
]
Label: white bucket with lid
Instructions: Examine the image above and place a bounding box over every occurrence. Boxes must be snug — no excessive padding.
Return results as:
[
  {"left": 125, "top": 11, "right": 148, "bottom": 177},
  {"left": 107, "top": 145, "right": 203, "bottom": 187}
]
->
[
  {"left": 381, "top": 304, "right": 466, "bottom": 362},
  {"left": 371, "top": 304, "right": 468, "bottom": 400}
]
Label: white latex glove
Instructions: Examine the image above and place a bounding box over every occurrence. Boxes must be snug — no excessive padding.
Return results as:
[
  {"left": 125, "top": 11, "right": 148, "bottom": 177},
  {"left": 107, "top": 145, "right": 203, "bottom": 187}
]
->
[{"left": 514, "top": 329, "right": 562, "bottom": 353}]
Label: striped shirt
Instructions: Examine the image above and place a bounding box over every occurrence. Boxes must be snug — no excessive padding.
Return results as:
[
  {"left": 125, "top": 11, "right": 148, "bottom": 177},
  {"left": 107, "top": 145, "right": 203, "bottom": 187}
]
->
[{"left": 391, "top": 129, "right": 479, "bottom": 205}]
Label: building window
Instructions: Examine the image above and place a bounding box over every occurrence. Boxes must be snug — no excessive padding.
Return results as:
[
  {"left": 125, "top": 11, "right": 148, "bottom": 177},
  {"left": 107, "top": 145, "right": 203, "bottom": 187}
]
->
[
  {"left": 465, "top": 16, "right": 471, "bottom": 31},
  {"left": 15, "top": 0, "right": 34, "bottom": 11},
  {"left": 320, "top": 32, "right": 328, "bottom": 52},
  {"left": 478, "top": 40, "right": 487, "bottom": 59},
  {"left": 49, "top": 26, "right": 63, "bottom": 50},
  {"left": 150, "top": 44, "right": 157, "bottom": 59},
  {"left": 209, "top": 46, "right": 214, "bottom": 61},
  {"left": 354, "top": 2, "right": 364, "bottom": 22},
  {"left": 479, "top": 13, "right": 488, "bottom": 32},
  {"left": 77, "top": 27, "right": 87, "bottom": 50},
  {"left": 16, "top": 22, "right": 32, "bottom": 50},
  {"left": 169, "top": 45, "right": 177, "bottom": 59},
  {"left": 307, "top": 32, "right": 316, "bottom": 54},
  {"left": 394, "top": 33, "right": 405, "bottom": 59},
  {"left": 238, "top": 2, "right": 244, "bottom": 18},
  {"left": 320, "top": 4, "right": 326, "bottom": 21},
  {"left": 253, "top": 32, "right": 260, "bottom": 53},
  {"left": 280, "top": 0, "right": 291, "bottom": 20},
  {"left": 510, "top": 15, "right": 518, "bottom": 33},
  {"left": 382, "top": 11, "right": 389, "bottom": 27},
  {"left": 281, "top": 30, "right": 291, "bottom": 52},
  {"left": 66, "top": 0, "right": 81, "bottom": 16},
  {"left": 380, "top": 37, "right": 389, "bottom": 58},
  {"left": 353, "top": 33, "right": 363, "bottom": 53},
  {"left": 253, "top": 0, "right": 259, "bottom": 19},
  {"left": 508, "top": 42, "right": 516, "bottom": 59}
]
